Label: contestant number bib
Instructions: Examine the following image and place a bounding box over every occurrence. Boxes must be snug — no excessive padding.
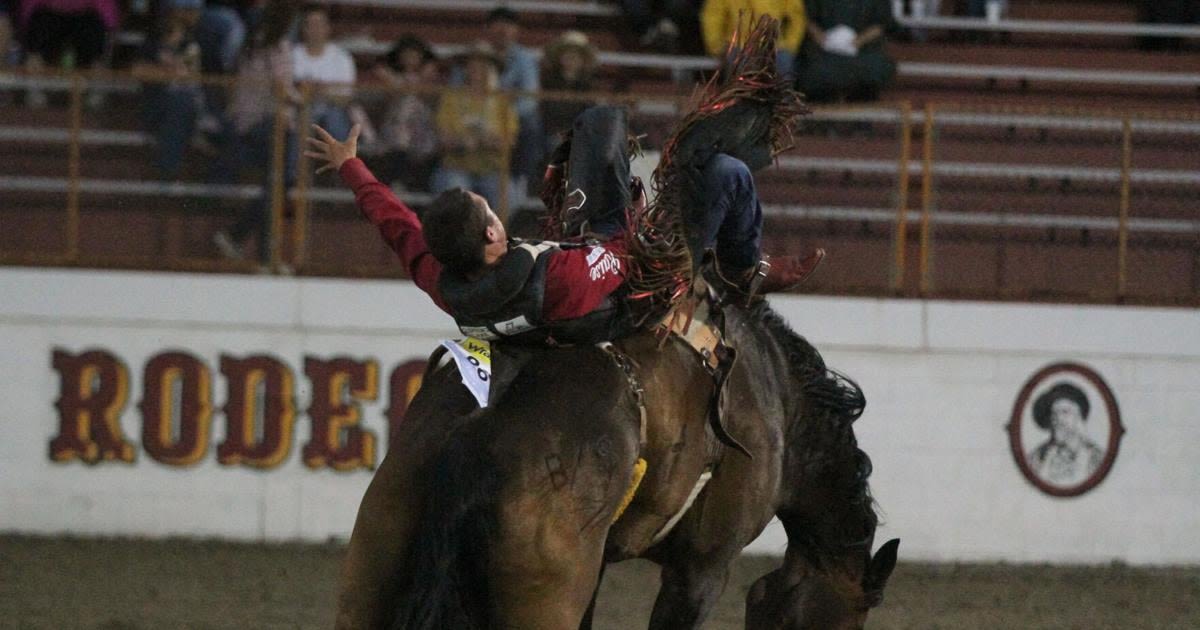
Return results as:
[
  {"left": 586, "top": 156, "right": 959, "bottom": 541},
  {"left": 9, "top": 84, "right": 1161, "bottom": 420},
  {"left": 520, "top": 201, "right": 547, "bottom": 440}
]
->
[{"left": 441, "top": 337, "right": 493, "bottom": 408}]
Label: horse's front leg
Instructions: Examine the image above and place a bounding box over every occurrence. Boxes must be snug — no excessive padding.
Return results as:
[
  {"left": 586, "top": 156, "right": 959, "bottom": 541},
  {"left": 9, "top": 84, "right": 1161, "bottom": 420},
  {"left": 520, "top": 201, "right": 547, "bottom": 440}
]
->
[{"left": 647, "top": 561, "right": 731, "bottom": 630}]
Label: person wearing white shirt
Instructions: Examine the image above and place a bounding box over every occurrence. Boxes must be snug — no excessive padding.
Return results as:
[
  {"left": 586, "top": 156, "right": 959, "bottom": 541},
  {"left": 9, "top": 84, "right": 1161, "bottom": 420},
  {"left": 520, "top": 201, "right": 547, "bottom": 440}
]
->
[{"left": 291, "top": 5, "right": 354, "bottom": 140}]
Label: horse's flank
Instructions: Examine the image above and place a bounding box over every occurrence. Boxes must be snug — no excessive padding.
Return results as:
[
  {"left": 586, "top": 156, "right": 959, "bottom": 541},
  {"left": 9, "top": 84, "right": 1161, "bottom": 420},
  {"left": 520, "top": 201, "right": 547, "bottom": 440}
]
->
[{"left": 337, "top": 301, "right": 890, "bottom": 629}]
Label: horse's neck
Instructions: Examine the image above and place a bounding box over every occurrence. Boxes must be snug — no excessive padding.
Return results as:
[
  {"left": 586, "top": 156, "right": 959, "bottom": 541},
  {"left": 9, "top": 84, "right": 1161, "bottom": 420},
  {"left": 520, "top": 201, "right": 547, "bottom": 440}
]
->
[{"left": 730, "top": 304, "right": 878, "bottom": 565}]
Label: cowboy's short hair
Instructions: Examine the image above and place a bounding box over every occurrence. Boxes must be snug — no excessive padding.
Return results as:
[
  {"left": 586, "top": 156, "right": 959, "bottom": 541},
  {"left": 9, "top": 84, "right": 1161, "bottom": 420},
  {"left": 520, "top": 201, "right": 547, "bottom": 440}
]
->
[{"left": 422, "top": 188, "right": 489, "bottom": 274}]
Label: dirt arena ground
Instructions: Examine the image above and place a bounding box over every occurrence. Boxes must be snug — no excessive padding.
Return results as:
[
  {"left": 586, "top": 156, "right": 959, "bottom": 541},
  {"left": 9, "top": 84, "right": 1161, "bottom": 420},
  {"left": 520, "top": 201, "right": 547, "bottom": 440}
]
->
[{"left": 2, "top": 535, "right": 1197, "bottom": 629}]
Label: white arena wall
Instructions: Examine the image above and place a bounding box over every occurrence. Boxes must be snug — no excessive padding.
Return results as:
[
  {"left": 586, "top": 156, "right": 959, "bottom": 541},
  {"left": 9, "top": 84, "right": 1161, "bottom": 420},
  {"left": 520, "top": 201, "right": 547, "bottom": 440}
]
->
[{"left": 1, "top": 267, "right": 1197, "bottom": 565}]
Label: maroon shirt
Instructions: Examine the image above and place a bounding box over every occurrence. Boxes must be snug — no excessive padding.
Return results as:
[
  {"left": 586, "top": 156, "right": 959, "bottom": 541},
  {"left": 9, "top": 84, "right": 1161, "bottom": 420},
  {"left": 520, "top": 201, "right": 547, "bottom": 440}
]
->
[{"left": 340, "top": 158, "right": 628, "bottom": 322}]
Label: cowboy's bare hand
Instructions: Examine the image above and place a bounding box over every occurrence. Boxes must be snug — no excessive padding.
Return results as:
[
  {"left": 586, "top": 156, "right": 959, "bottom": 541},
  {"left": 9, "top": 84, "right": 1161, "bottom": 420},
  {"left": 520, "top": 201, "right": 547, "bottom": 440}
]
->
[{"left": 304, "top": 123, "right": 361, "bottom": 175}]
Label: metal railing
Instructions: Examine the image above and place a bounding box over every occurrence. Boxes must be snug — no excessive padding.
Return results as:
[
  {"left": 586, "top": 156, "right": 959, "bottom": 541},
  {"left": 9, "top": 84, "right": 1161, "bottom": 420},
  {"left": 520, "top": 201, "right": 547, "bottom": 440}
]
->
[
  {"left": 328, "top": 0, "right": 1200, "bottom": 40},
  {"left": 0, "top": 70, "right": 1197, "bottom": 304},
  {"left": 329, "top": 40, "right": 1200, "bottom": 88},
  {"left": 897, "top": 15, "right": 1200, "bottom": 39}
]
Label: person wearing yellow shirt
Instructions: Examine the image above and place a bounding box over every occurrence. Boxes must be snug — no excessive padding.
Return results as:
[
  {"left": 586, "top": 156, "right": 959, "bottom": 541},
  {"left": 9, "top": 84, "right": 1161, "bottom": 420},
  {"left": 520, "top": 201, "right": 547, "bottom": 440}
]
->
[
  {"left": 430, "top": 41, "right": 519, "bottom": 211},
  {"left": 701, "top": 0, "right": 806, "bottom": 75}
]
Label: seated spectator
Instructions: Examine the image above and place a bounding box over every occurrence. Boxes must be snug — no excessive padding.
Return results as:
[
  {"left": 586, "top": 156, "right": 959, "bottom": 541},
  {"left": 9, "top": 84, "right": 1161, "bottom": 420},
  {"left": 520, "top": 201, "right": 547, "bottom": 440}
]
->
[
  {"left": 540, "top": 30, "right": 597, "bottom": 152},
  {"left": 1, "top": 1, "right": 13, "bottom": 70},
  {"left": 291, "top": 4, "right": 354, "bottom": 141},
  {"left": 212, "top": 0, "right": 301, "bottom": 266},
  {"left": 363, "top": 34, "right": 441, "bottom": 192},
  {"left": 132, "top": 0, "right": 204, "bottom": 180},
  {"left": 701, "top": 0, "right": 806, "bottom": 77},
  {"left": 622, "top": 0, "right": 701, "bottom": 53},
  {"left": 0, "top": 2, "right": 16, "bottom": 106},
  {"left": 17, "top": 0, "right": 120, "bottom": 107},
  {"left": 795, "top": 0, "right": 896, "bottom": 103},
  {"left": 196, "top": 0, "right": 248, "bottom": 76},
  {"left": 483, "top": 7, "right": 540, "bottom": 201},
  {"left": 194, "top": 0, "right": 250, "bottom": 125},
  {"left": 430, "top": 41, "right": 518, "bottom": 211}
]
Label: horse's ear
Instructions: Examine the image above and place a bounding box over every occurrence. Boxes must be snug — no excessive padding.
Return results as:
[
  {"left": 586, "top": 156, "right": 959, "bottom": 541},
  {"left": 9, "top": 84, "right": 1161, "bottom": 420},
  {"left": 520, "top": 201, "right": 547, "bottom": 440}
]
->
[{"left": 862, "top": 538, "right": 900, "bottom": 607}]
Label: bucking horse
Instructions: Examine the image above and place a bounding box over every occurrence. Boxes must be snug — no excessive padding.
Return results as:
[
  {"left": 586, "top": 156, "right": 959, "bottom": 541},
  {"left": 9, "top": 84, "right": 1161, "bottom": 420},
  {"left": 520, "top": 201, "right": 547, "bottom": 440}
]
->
[{"left": 334, "top": 17, "right": 898, "bottom": 630}]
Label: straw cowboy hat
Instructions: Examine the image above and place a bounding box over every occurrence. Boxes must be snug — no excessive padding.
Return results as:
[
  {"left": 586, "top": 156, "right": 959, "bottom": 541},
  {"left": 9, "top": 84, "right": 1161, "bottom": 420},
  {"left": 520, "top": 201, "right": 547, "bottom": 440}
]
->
[
  {"left": 545, "top": 30, "right": 597, "bottom": 67},
  {"left": 456, "top": 40, "right": 505, "bottom": 72}
]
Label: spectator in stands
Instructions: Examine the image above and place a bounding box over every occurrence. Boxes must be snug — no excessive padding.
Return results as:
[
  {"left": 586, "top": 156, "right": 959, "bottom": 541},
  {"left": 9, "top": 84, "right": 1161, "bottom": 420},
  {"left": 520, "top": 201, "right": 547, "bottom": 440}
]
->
[
  {"left": 622, "top": 0, "right": 701, "bottom": 52},
  {"left": 0, "top": 1, "right": 13, "bottom": 71},
  {"left": 196, "top": 1, "right": 248, "bottom": 76},
  {"left": 363, "top": 34, "right": 441, "bottom": 192},
  {"left": 132, "top": 0, "right": 204, "bottom": 181},
  {"left": 17, "top": 0, "right": 120, "bottom": 107},
  {"left": 193, "top": 0, "right": 250, "bottom": 128},
  {"left": 540, "top": 30, "right": 597, "bottom": 151},
  {"left": 481, "top": 7, "right": 541, "bottom": 202},
  {"left": 431, "top": 41, "right": 517, "bottom": 211},
  {"left": 212, "top": 0, "right": 301, "bottom": 265},
  {"left": 701, "top": 0, "right": 806, "bottom": 77},
  {"left": 795, "top": 0, "right": 896, "bottom": 103},
  {"left": 291, "top": 4, "right": 354, "bottom": 141}
]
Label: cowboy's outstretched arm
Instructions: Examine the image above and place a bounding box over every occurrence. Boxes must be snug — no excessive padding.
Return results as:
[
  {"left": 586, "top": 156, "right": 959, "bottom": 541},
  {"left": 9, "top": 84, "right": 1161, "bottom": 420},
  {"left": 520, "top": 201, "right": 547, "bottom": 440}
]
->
[{"left": 306, "top": 124, "right": 451, "bottom": 313}]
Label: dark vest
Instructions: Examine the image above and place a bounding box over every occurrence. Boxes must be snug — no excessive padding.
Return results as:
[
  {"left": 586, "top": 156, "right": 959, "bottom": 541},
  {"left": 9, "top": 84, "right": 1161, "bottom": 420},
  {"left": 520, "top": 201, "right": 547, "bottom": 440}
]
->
[{"left": 438, "top": 239, "right": 635, "bottom": 345}]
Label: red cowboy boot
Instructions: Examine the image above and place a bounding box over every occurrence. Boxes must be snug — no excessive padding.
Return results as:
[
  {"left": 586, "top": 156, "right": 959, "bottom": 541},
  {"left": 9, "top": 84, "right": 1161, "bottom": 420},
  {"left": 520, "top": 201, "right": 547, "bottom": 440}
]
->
[{"left": 758, "top": 248, "right": 826, "bottom": 295}]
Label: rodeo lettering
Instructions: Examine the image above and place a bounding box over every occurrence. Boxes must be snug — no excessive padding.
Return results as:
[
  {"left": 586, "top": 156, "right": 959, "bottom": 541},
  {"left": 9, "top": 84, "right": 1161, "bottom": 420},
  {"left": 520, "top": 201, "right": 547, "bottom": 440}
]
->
[{"left": 48, "top": 349, "right": 427, "bottom": 471}]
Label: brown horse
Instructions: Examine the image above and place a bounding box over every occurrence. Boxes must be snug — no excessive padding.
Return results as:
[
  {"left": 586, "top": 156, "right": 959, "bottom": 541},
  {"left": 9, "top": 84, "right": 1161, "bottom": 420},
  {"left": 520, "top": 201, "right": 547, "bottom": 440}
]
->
[{"left": 333, "top": 300, "right": 897, "bottom": 629}]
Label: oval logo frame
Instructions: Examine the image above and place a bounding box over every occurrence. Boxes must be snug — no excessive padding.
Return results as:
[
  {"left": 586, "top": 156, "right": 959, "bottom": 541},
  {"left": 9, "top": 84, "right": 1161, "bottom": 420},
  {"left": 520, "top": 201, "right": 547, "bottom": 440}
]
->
[{"left": 1007, "top": 362, "right": 1125, "bottom": 498}]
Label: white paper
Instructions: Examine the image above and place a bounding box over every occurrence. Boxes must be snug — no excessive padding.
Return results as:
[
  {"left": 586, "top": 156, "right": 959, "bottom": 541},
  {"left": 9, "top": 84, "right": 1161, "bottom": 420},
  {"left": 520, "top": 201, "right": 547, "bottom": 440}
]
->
[{"left": 441, "top": 337, "right": 493, "bottom": 408}]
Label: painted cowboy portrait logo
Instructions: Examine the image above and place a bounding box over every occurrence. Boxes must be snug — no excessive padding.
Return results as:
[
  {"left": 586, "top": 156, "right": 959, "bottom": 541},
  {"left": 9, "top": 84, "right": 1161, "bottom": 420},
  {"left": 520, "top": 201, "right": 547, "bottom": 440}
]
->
[{"left": 1008, "top": 362, "right": 1125, "bottom": 498}]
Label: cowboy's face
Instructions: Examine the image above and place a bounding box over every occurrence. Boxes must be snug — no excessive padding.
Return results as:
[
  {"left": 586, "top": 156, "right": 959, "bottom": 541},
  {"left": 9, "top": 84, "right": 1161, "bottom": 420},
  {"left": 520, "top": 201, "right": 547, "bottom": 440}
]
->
[
  {"left": 1049, "top": 398, "right": 1084, "bottom": 440},
  {"left": 469, "top": 191, "right": 507, "bottom": 245}
]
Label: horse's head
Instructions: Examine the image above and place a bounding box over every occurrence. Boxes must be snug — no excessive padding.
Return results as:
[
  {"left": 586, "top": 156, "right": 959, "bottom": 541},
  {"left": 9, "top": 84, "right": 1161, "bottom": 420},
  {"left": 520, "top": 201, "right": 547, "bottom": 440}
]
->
[{"left": 745, "top": 538, "right": 899, "bottom": 630}]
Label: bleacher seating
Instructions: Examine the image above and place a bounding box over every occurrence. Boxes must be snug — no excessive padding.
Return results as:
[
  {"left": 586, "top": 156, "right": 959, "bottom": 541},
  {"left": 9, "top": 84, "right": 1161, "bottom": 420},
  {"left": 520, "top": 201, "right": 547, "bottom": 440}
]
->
[{"left": 1, "top": 0, "right": 1197, "bottom": 305}]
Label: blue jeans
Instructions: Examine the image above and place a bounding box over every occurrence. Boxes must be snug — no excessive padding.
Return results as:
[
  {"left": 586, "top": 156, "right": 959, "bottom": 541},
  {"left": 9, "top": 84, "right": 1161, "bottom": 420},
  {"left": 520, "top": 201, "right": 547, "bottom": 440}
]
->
[
  {"left": 697, "top": 153, "right": 763, "bottom": 272},
  {"left": 195, "top": 6, "right": 245, "bottom": 119},
  {"left": 196, "top": 6, "right": 245, "bottom": 74},
  {"left": 309, "top": 101, "right": 352, "bottom": 141},
  {"left": 142, "top": 85, "right": 200, "bottom": 180},
  {"left": 222, "top": 118, "right": 298, "bottom": 262}
]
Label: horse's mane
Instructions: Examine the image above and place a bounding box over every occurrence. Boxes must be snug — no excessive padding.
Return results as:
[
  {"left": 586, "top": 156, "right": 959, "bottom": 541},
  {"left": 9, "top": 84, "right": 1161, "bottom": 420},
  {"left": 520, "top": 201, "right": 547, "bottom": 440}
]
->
[{"left": 749, "top": 302, "right": 879, "bottom": 567}]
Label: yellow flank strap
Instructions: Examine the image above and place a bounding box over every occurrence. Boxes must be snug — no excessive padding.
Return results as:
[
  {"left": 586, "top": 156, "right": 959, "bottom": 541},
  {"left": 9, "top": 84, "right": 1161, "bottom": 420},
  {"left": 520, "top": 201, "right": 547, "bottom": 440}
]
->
[{"left": 612, "top": 458, "right": 648, "bottom": 523}]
